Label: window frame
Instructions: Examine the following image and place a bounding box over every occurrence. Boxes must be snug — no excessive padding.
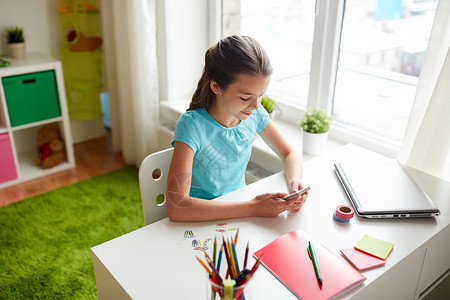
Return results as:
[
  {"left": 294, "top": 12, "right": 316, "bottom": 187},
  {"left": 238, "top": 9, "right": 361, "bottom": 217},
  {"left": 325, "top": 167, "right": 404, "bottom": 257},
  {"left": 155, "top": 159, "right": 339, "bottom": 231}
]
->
[{"left": 219, "top": 0, "right": 405, "bottom": 158}]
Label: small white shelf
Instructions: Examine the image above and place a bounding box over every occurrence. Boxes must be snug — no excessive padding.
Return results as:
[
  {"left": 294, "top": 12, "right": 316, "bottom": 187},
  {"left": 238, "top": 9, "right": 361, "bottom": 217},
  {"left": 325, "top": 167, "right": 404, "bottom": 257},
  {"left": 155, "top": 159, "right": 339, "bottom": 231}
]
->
[
  {"left": 16, "top": 149, "right": 73, "bottom": 182},
  {"left": 10, "top": 117, "right": 65, "bottom": 132},
  {"left": 0, "top": 53, "right": 75, "bottom": 189}
]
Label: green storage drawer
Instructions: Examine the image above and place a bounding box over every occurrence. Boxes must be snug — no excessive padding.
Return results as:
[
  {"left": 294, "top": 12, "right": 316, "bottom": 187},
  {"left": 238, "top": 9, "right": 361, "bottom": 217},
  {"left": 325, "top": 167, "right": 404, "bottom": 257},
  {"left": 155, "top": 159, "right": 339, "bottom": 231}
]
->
[{"left": 2, "top": 70, "right": 61, "bottom": 127}]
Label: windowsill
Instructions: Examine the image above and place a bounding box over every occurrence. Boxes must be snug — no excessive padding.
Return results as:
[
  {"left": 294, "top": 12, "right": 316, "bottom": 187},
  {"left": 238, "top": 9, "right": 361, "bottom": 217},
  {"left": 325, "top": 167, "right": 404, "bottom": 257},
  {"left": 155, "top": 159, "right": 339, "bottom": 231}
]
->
[
  {"left": 160, "top": 100, "right": 346, "bottom": 177},
  {"left": 160, "top": 100, "right": 448, "bottom": 184},
  {"left": 254, "top": 118, "right": 346, "bottom": 161}
]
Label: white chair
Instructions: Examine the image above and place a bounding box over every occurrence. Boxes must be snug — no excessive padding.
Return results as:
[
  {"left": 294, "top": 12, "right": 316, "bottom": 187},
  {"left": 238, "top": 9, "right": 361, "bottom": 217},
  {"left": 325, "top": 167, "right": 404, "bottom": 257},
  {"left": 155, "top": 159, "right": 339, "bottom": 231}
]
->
[{"left": 138, "top": 148, "right": 174, "bottom": 225}]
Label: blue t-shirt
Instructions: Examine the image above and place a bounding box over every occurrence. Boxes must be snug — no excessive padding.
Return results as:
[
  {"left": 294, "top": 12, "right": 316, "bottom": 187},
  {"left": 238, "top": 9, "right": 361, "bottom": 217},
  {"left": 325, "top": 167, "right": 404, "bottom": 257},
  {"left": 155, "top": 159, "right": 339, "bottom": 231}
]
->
[{"left": 172, "top": 106, "right": 269, "bottom": 199}]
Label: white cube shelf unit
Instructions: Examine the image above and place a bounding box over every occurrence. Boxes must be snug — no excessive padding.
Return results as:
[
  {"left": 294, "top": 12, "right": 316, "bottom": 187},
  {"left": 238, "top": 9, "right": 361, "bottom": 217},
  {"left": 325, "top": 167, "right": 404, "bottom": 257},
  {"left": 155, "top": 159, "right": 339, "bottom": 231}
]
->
[{"left": 0, "top": 53, "right": 75, "bottom": 188}]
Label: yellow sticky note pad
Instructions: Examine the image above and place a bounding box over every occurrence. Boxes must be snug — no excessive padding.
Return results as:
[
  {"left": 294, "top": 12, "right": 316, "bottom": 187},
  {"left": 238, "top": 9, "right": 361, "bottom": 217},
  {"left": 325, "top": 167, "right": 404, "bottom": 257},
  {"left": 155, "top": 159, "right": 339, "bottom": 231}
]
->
[{"left": 355, "top": 234, "right": 394, "bottom": 260}]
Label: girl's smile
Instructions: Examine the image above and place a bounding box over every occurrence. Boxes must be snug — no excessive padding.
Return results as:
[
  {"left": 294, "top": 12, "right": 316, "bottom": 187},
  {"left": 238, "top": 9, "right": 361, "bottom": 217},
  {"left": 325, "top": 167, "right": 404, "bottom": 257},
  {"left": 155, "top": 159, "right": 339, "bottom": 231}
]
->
[
  {"left": 209, "top": 73, "right": 271, "bottom": 127},
  {"left": 241, "top": 110, "right": 253, "bottom": 117}
]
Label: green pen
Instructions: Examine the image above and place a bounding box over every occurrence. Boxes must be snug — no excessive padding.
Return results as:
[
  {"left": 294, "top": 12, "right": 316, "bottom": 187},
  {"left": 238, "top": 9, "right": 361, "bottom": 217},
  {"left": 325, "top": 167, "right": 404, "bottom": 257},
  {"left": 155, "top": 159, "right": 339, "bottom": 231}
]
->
[{"left": 307, "top": 241, "right": 323, "bottom": 286}]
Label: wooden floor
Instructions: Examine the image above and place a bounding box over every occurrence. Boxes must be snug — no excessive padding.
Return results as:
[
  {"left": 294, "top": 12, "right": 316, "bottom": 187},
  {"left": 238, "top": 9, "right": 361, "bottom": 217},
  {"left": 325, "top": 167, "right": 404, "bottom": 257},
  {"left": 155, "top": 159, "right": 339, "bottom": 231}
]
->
[{"left": 0, "top": 133, "right": 128, "bottom": 207}]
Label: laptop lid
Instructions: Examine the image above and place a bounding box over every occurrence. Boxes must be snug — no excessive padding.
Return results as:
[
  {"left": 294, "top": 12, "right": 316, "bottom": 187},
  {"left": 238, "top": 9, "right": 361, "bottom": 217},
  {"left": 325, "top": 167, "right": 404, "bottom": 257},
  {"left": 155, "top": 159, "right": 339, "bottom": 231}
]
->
[{"left": 334, "top": 158, "right": 440, "bottom": 218}]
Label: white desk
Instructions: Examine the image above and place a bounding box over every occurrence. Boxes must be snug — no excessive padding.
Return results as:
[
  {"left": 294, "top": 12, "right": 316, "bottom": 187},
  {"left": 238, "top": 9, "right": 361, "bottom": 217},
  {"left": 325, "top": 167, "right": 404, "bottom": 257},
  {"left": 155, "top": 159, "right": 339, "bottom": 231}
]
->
[{"left": 91, "top": 144, "right": 450, "bottom": 299}]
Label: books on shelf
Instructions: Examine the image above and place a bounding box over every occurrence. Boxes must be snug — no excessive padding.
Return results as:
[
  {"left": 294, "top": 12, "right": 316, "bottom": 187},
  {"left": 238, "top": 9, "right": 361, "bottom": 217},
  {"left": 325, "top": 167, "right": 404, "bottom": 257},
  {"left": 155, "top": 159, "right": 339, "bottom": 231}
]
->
[{"left": 254, "top": 230, "right": 366, "bottom": 300}]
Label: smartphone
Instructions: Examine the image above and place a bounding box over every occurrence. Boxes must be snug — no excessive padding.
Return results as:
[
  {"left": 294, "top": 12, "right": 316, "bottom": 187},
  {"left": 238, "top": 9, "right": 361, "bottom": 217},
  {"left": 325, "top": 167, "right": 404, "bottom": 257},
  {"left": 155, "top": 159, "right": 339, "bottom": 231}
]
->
[{"left": 282, "top": 186, "right": 311, "bottom": 200}]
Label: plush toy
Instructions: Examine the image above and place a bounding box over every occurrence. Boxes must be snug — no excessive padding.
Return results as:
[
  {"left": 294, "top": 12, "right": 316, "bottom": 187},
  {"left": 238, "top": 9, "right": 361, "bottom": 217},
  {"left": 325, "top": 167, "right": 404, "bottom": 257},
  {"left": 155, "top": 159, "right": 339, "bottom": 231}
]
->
[{"left": 35, "top": 123, "right": 66, "bottom": 169}]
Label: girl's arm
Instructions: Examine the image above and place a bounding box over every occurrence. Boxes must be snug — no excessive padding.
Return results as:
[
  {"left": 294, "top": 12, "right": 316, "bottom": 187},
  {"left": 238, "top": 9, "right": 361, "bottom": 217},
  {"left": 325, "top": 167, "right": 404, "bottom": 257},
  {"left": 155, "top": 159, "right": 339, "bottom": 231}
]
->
[
  {"left": 260, "top": 119, "right": 307, "bottom": 209},
  {"left": 166, "top": 141, "right": 294, "bottom": 222}
]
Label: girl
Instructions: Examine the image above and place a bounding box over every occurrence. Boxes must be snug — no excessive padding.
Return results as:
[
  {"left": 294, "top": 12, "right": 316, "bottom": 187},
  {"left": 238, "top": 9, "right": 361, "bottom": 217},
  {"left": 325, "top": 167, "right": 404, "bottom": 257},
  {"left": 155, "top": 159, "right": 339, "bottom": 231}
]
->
[{"left": 166, "top": 35, "right": 307, "bottom": 222}]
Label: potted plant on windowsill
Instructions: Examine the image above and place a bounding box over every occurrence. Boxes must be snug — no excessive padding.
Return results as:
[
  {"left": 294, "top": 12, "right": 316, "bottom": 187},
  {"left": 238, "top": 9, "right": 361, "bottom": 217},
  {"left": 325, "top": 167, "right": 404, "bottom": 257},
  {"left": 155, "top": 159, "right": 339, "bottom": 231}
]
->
[
  {"left": 261, "top": 95, "right": 281, "bottom": 119},
  {"left": 298, "top": 108, "right": 332, "bottom": 156},
  {"left": 4, "top": 26, "right": 26, "bottom": 59}
]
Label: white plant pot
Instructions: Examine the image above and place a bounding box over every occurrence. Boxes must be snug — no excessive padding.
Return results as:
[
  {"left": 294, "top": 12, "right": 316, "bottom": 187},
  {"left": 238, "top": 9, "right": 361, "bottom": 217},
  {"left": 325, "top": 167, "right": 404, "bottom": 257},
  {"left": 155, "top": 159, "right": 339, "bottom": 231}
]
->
[
  {"left": 7, "top": 42, "right": 26, "bottom": 59},
  {"left": 302, "top": 130, "right": 329, "bottom": 156}
]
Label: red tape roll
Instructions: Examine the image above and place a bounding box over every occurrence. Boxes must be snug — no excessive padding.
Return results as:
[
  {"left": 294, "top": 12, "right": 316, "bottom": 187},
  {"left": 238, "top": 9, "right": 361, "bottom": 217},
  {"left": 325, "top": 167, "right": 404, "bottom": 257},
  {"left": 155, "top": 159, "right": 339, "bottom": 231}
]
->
[{"left": 336, "top": 205, "right": 354, "bottom": 219}]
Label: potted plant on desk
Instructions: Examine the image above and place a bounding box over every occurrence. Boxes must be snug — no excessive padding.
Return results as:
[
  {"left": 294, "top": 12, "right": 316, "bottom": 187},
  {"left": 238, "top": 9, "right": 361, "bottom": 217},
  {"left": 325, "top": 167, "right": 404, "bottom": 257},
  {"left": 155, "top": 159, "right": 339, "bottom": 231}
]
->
[
  {"left": 298, "top": 108, "right": 332, "bottom": 156},
  {"left": 4, "top": 26, "right": 26, "bottom": 59}
]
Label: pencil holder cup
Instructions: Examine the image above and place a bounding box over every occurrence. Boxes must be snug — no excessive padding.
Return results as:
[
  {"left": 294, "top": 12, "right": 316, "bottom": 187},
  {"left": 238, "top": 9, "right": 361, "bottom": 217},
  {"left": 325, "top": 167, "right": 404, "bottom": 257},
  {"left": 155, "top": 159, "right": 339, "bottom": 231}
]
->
[{"left": 206, "top": 277, "right": 252, "bottom": 300}]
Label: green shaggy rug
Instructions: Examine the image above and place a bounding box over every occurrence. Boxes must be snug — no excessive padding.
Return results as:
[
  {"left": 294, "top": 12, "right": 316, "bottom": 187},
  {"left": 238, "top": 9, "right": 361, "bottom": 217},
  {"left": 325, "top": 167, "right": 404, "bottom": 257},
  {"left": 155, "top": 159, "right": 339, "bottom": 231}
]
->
[{"left": 0, "top": 166, "right": 145, "bottom": 299}]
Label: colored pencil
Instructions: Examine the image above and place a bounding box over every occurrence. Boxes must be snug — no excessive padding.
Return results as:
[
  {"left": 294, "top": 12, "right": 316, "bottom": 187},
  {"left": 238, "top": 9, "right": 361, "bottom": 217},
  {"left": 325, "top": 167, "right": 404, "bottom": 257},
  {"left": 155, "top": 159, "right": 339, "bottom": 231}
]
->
[
  {"left": 209, "top": 274, "right": 223, "bottom": 298},
  {"left": 231, "top": 240, "right": 240, "bottom": 274},
  {"left": 204, "top": 249, "right": 213, "bottom": 265},
  {"left": 207, "top": 260, "right": 223, "bottom": 282},
  {"left": 243, "top": 241, "right": 249, "bottom": 269},
  {"left": 228, "top": 238, "right": 237, "bottom": 277},
  {"left": 234, "top": 228, "right": 240, "bottom": 245},
  {"left": 217, "top": 245, "right": 223, "bottom": 272},
  {"left": 196, "top": 256, "right": 212, "bottom": 276},
  {"left": 222, "top": 237, "right": 234, "bottom": 279},
  {"left": 250, "top": 255, "right": 262, "bottom": 276},
  {"left": 210, "top": 239, "right": 218, "bottom": 300},
  {"left": 212, "top": 236, "right": 217, "bottom": 267}
]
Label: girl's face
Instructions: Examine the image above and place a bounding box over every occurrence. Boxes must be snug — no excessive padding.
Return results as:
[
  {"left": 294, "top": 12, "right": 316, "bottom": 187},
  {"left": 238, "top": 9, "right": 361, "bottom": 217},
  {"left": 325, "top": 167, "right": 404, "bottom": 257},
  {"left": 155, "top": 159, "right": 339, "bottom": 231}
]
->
[{"left": 211, "top": 73, "right": 271, "bottom": 122}]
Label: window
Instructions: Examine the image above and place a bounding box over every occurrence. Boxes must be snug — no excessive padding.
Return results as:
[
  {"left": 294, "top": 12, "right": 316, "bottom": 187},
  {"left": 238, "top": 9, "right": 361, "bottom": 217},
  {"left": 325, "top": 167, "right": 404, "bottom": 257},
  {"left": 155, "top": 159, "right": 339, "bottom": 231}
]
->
[
  {"left": 223, "top": 0, "right": 315, "bottom": 107},
  {"left": 334, "top": 0, "right": 438, "bottom": 146},
  {"left": 223, "top": 0, "right": 438, "bottom": 150}
]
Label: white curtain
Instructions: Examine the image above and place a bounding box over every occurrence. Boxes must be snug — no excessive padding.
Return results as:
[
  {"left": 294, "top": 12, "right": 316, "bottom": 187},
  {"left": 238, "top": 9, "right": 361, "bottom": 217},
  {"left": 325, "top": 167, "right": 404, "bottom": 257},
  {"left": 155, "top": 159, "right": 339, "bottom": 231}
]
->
[
  {"left": 398, "top": 0, "right": 450, "bottom": 181},
  {"left": 101, "top": 0, "right": 159, "bottom": 166}
]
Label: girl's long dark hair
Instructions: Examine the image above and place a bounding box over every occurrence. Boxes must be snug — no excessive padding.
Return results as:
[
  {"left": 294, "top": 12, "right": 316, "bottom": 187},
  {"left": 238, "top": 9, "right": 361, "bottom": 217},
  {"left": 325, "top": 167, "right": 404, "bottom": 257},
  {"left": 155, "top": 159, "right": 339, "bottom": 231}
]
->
[{"left": 188, "top": 35, "right": 272, "bottom": 111}]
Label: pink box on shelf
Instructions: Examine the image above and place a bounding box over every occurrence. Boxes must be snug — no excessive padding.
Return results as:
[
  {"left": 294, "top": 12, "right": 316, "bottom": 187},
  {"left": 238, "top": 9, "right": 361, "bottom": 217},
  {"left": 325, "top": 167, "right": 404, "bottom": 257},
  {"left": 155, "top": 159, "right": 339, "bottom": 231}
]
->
[{"left": 0, "top": 133, "right": 17, "bottom": 183}]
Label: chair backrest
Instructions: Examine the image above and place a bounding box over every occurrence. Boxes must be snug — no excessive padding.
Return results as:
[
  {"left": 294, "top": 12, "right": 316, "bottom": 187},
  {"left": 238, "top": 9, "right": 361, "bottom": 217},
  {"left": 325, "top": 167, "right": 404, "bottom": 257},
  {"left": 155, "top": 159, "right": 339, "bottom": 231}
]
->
[{"left": 138, "top": 148, "right": 174, "bottom": 225}]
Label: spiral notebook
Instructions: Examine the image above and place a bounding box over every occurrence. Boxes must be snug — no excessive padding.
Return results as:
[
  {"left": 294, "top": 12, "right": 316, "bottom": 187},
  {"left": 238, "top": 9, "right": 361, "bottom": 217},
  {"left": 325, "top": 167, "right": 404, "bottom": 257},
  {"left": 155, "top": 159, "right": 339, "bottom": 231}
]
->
[{"left": 253, "top": 230, "right": 366, "bottom": 300}]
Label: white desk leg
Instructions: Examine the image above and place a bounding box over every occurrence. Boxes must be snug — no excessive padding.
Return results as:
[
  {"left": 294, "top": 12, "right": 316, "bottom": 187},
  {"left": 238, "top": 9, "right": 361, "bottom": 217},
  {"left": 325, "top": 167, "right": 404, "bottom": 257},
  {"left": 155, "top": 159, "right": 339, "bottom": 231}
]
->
[{"left": 91, "top": 249, "right": 132, "bottom": 300}]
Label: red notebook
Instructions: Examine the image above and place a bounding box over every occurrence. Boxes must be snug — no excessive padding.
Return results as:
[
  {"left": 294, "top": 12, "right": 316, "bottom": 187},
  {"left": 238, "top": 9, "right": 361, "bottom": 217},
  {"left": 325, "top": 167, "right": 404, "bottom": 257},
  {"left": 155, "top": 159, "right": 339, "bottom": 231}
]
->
[{"left": 253, "top": 230, "right": 366, "bottom": 300}]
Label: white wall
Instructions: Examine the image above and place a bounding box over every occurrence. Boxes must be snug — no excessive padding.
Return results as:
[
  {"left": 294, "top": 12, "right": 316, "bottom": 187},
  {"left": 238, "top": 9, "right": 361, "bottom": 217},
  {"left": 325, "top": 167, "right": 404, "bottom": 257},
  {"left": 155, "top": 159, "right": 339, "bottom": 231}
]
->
[
  {"left": 160, "top": 0, "right": 209, "bottom": 101},
  {"left": 1, "top": 0, "right": 210, "bottom": 104},
  {"left": 0, "top": 0, "right": 60, "bottom": 58}
]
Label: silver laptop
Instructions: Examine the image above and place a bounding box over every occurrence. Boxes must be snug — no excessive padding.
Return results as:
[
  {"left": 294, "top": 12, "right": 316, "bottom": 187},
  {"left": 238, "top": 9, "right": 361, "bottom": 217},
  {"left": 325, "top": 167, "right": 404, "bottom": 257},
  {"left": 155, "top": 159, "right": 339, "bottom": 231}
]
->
[{"left": 334, "top": 158, "right": 440, "bottom": 218}]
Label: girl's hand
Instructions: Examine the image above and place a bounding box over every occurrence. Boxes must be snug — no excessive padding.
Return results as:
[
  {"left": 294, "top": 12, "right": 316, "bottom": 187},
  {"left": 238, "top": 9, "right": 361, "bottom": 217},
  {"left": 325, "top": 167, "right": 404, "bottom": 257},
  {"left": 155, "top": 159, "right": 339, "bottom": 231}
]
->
[
  {"left": 250, "top": 192, "right": 295, "bottom": 217},
  {"left": 287, "top": 180, "right": 308, "bottom": 211}
]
